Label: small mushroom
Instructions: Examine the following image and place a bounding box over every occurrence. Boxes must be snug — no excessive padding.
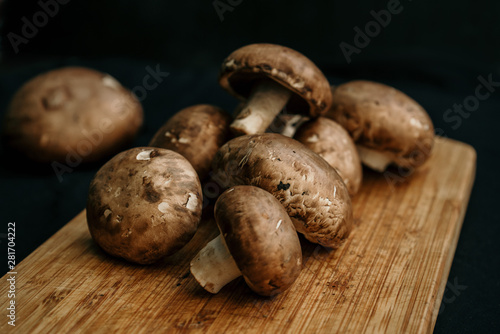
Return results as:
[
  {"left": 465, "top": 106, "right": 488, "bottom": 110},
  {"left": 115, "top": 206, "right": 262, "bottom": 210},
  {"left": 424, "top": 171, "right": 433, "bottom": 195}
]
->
[
  {"left": 219, "top": 43, "right": 332, "bottom": 136},
  {"left": 212, "top": 133, "right": 353, "bottom": 248},
  {"left": 2, "top": 67, "right": 143, "bottom": 163},
  {"left": 327, "top": 80, "right": 434, "bottom": 171},
  {"left": 190, "top": 185, "right": 302, "bottom": 296},
  {"left": 87, "top": 147, "right": 202, "bottom": 264},
  {"left": 294, "top": 117, "right": 362, "bottom": 196},
  {"left": 149, "top": 104, "right": 231, "bottom": 180}
]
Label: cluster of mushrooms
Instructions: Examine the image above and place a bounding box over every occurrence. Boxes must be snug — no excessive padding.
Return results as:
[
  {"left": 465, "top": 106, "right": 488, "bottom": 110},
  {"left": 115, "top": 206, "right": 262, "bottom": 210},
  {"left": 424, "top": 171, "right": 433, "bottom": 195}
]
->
[{"left": 2, "top": 43, "right": 435, "bottom": 297}]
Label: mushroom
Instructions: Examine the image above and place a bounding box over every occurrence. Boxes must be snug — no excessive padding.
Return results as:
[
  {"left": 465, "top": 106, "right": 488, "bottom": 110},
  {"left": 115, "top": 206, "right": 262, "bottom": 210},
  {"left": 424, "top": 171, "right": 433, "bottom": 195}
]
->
[
  {"left": 2, "top": 67, "right": 143, "bottom": 163},
  {"left": 212, "top": 133, "right": 353, "bottom": 248},
  {"left": 149, "top": 104, "right": 231, "bottom": 180},
  {"left": 219, "top": 43, "right": 332, "bottom": 136},
  {"left": 326, "top": 80, "right": 434, "bottom": 171},
  {"left": 190, "top": 185, "right": 302, "bottom": 296},
  {"left": 294, "top": 117, "right": 362, "bottom": 196},
  {"left": 87, "top": 147, "right": 202, "bottom": 264}
]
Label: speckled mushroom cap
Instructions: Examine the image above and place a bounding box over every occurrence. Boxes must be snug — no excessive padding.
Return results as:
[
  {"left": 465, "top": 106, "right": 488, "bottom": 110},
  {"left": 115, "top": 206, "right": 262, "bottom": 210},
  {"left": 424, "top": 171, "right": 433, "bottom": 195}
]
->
[
  {"left": 219, "top": 43, "right": 332, "bottom": 116},
  {"left": 86, "top": 147, "right": 202, "bottom": 264},
  {"left": 2, "top": 67, "right": 143, "bottom": 163},
  {"left": 212, "top": 133, "right": 353, "bottom": 248},
  {"left": 294, "top": 117, "right": 362, "bottom": 196},
  {"left": 327, "top": 80, "right": 434, "bottom": 169},
  {"left": 149, "top": 104, "right": 232, "bottom": 180},
  {"left": 215, "top": 185, "right": 302, "bottom": 296}
]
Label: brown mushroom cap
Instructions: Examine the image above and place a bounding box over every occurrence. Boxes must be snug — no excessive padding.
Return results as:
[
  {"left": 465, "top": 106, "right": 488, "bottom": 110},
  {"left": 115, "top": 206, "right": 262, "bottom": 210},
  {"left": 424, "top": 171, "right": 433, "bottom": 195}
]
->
[
  {"left": 87, "top": 147, "right": 202, "bottom": 264},
  {"left": 212, "top": 133, "right": 352, "bottom": 248},
  {"left": 294, "top": 117, "right": 362, "bottom": 196},
  {"left": 219, "top": 43, "right": 332, "bottom": 116},
  {"left": 2, "top": 67, "right": 143, "bottom": 163},
  {"left": 326, "top": 80, "right": 434, "bottom": 169},
  {"left": 149, "top": 104, "right": 231, "bottom": 180},
  {"left": 215, "top": 185, "right": 302, "bottom": 296}
]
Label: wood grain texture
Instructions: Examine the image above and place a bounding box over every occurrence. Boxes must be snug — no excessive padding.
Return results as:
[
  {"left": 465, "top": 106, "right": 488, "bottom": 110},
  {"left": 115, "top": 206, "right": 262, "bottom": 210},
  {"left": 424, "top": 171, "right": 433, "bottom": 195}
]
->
[{"left": 0, "top": 137, "right": 476, "bottom": 334}]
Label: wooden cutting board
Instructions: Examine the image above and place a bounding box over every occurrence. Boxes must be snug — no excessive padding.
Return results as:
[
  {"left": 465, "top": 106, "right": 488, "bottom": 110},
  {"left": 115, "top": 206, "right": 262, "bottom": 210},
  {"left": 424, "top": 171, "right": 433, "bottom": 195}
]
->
[{"left": 0, "top": 137, "right": 476, "bottom": 334}]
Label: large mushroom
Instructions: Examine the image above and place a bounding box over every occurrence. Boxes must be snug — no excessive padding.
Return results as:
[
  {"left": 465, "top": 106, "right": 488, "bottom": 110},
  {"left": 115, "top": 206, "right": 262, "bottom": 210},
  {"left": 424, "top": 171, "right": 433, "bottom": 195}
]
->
[
  {"left": 219, "top": 43, "right": 332, "bottom": 136},
  {"left": 190, "top": 185, "right": 302, "bottom": 296},
  {"left": 87, "top": 147, "right": 202, "bottom": 264},
  {"left": 2, "top": 67, "right": 143, "bottom": 163},
  {"left": 294, "top": 117, "right": 362, "bottom": 196},
  {"left": 327, "top": 80, "right": 434, "bottom": 171},
  {"left": 149, "top": 104, "right": 231, "bottom": 180},
  {"left": 212, "top": 133, "right": 352, "bottom": 248}
]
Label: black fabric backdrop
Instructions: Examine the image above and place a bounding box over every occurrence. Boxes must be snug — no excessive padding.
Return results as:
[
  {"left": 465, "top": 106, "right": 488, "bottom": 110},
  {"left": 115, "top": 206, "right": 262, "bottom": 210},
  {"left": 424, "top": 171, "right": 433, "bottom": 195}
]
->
[{"left": 0, "top": 0, "right": 499, "bottom": 332}]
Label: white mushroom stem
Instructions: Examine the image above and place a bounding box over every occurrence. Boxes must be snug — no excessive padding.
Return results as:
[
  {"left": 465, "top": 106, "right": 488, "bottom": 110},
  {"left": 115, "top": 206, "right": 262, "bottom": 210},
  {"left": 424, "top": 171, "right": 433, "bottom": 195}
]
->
[
  {"left": 356, "top": 145, "right": 393, "bottom": 172},
  {"left": 280, "top": 115, "right": 309, "bottom": 137},
  {"left": 190, "top": 234, "right": 241, "bottom": 294},
  {"left": 231, "top": 80, "right": 292, "bottom": 135}
]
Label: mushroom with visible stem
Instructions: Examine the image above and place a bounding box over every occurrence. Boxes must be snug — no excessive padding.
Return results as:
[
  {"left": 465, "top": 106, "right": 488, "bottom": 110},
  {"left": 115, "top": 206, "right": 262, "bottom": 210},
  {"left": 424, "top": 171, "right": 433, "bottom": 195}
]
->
[
  {"left": 190, "top": 185, "right": 302, "bottom": 296},
  {"left": 231, "top": 79, "right": 292, "bottom": 135},
  {"left": 219, "top": 43, "right": 332, "bottom": 136},
  {"left": 294, "top": 117, "right": 362, "bottom": 196},
  {"left": 327, "top": 80, "right": 434, "bottom": 172},
  {"left": 212, "top": 133, "right": 353, "bottom": 248}
]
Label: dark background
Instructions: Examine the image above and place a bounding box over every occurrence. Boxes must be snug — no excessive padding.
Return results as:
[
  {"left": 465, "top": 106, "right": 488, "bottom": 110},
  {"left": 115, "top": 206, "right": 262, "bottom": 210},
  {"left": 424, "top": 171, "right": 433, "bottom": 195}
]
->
[{"left": 0, "top": 0, "right": 499, "bottom": 332}]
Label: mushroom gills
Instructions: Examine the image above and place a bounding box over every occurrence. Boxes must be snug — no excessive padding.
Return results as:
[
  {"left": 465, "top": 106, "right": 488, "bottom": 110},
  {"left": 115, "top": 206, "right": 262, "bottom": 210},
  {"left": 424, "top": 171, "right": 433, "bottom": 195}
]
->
[
  {"left": 190, "top": 235, "right": 242, "bottom": 294},
  {"left": 356, "top": 145, "right": 393, "bottom": 172},
  {"left": 231, "top": 80, "right": 292, "bottom": 135}
]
